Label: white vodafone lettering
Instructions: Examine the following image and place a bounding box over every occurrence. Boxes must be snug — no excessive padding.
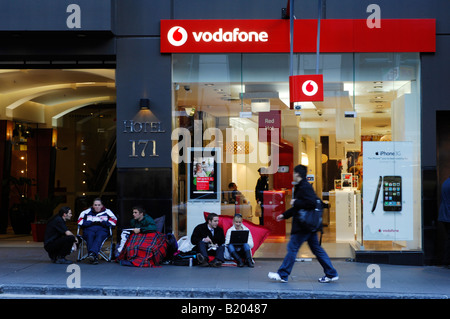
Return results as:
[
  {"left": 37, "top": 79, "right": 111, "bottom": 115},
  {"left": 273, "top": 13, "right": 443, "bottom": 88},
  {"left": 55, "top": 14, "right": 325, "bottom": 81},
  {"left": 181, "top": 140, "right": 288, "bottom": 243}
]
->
[{"left": 192, "top": 28, "right": 268, "bottom": 43}]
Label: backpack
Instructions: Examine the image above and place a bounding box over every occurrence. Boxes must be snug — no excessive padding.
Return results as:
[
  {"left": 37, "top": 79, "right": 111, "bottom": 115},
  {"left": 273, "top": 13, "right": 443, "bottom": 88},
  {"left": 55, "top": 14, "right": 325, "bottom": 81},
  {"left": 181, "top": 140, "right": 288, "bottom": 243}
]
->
[
  {"left": 171, "top": 250, "right": 198, "bottom": 266},
  {"left": 297, "top": 199, "right": 323, "bottom": 233}
]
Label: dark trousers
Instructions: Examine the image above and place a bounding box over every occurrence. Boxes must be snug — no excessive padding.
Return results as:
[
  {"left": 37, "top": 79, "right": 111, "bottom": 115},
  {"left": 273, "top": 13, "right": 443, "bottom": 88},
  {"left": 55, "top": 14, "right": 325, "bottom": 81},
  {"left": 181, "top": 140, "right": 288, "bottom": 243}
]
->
[
  {"left": 195, "top": 241, "right": 225, "bottom": 262},
  {"left": 83, "top": 225, "right": 109, "bottom": 256},
  {"left": 45, "top": 235, "right": 76, "bottom": 260},
  {"left": 443, "top": 222, "right": 450, "bottom": 266},
  {"left": 278, "top": 231, "right": 338, "bottom": 281}
]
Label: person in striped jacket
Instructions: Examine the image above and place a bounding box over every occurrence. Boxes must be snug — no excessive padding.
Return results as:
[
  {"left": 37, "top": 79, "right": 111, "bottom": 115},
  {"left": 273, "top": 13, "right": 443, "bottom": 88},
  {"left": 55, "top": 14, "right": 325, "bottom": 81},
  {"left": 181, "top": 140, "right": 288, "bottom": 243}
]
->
[{"left": 78, "top": 198, "right": 117, "bottom": 264}]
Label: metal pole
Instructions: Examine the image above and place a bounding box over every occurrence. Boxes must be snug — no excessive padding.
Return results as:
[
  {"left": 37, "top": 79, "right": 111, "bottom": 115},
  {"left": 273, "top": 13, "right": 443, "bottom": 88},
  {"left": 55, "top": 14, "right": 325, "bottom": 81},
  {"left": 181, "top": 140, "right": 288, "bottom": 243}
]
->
[
  {"left": 316, "top": 0, "right": 322, "bottom": 75},
  {"left": 289, "top": 0, "right": 294, "bottom": 77}
]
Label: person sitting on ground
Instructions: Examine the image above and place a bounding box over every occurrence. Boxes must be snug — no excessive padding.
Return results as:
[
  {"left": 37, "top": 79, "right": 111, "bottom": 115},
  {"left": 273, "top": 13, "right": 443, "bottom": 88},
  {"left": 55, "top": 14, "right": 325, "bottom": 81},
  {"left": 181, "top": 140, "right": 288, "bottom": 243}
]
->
[
  {"left": 191, "top": 213, "right": 225, "bottom": 267},
  {"left": 225, "top": 214, "right": 254, "bottom": 267},
  {"left": 78, "top": 198, "right": 117, "bottom": 264},
  {"left": 44, "top": 206, "right": 78, "bottom": 264},
  {"left": 116, "top": 206, "right": 157, "bottom": 255},
  {"left": 116, "top": 206, "right": 168, "bottom": 267}
]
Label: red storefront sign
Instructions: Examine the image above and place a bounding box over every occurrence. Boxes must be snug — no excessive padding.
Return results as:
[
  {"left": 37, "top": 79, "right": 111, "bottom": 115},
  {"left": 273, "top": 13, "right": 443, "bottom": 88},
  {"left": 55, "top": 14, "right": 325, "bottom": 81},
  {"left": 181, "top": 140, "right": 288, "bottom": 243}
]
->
[
  {"left": 161, "top": 19, "right": 435, "bottom": 53},
  {"left": 289, "top": 74, "right": 324, "bottom": 103}
]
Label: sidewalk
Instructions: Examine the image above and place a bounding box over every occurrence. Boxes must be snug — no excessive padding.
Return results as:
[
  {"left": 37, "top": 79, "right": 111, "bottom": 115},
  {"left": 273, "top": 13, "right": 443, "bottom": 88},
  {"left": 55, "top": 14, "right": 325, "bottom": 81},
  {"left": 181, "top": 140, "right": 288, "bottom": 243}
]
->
[{"left": 0, "top": 244, "right": 449, "bottom": 299}]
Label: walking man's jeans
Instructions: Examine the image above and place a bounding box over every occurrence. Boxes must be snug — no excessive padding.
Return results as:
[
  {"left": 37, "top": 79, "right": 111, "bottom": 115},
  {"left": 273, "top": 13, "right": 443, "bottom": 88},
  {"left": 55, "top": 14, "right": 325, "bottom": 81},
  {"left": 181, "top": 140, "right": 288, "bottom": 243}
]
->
[{"left": 277, "top": 231, "right": 338, "bottom": 281}]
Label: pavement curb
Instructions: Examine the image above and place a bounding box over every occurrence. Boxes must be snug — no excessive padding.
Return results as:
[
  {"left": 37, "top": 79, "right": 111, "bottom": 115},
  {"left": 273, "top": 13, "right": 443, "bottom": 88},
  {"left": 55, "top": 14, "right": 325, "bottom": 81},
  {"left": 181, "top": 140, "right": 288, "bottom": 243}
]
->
[{"left": 1, "top": 284, "right": 448, "bottom": 299}]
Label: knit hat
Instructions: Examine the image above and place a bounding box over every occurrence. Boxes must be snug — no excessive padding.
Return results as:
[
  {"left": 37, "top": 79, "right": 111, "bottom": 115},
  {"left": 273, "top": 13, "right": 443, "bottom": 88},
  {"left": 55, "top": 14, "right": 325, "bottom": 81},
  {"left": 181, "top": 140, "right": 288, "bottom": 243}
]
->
[{"left": 294, "top": 165, "right": 307, "bottom": 179}]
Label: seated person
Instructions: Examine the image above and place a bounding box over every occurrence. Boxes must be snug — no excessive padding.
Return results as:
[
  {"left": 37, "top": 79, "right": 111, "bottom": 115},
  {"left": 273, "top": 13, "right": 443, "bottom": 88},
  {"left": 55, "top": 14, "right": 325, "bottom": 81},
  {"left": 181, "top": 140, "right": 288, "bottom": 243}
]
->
[
  {"left": 116, "top": 207, "right": 167, "bottom": 267},
  {"left": 44, "top": 206, "right": 78, "bottom": 264},
  {"left": 225, "top": 214, "right": 254, "bottom": 267},
  {"left": 227, "top": 182, "right": 247, "bottom": 204},
  {"left": 78, "top": 198, "right": 117, "bottom": 264},
  {"left": 116, "top": 206, "right": 157, "bottom": 255},
  {"left": 191, "top": 213, "right": 225, "bottom": 267}
]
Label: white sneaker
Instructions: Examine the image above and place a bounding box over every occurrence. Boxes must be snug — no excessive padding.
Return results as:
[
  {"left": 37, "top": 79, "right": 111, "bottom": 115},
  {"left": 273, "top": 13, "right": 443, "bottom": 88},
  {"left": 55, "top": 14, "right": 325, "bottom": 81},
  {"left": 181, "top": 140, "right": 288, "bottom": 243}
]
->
[
  {"left": 318, "top": 275, "right": 339, "bottom": 283},
  {"left": 268, "top": 272, "right": 287, "bottom": 283}
]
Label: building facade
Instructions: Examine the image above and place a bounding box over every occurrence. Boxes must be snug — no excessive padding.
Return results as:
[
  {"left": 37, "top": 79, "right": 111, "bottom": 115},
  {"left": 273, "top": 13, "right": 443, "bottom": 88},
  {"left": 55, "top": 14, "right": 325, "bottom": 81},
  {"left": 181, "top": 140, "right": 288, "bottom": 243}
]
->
[{"left": 0, "top": 0, "right": 448, "bottom": 266}]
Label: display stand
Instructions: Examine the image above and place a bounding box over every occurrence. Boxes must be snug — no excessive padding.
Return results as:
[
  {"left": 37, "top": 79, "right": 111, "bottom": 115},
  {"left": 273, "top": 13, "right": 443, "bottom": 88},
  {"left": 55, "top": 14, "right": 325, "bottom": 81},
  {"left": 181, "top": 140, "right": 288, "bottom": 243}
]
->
[
  {"left": 334, "top": 188, "right": 360, "bottom": 242},
  {"left": 186, "top": 147, "right": 221, "bottom": 240},
  {"left": 263, "top": 190, "right": 286, "bottom": 240}
]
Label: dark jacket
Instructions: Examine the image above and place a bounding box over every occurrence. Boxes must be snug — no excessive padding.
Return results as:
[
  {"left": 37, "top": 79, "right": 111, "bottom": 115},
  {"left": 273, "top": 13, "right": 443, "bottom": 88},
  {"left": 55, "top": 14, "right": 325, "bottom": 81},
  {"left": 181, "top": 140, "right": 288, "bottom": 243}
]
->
[
  {"left": 191, "top": 222, "right": 225, "bottom": 246},
  {"left": 44, "top": 215, "right": 68, "bottom": 247},
  {"left": 439, "top": 177, "right": 450, "bottom": 223},
  {"left": 282, "top": 178, "right": 318, "bottom": 234},
  {"left": 255, "top": 176, "right": 269, "bottom": 202}
]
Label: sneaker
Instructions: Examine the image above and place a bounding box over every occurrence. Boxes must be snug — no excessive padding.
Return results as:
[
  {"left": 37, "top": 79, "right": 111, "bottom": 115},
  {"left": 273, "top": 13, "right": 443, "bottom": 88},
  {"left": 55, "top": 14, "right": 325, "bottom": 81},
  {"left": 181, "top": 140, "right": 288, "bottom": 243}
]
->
[
  {"left": 268, "top": 272, "right": 287, "bottom": 283},
  {"left": 318, "top": 275, "right": 339, "bottom": 283}
]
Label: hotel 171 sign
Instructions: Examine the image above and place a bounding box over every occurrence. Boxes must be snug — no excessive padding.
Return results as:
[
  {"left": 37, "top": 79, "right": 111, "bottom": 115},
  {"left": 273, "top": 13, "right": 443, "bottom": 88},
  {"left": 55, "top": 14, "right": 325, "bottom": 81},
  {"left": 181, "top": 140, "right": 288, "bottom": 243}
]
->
[{"left": 123, "top": 120, "right": 165, "bottom": 158}]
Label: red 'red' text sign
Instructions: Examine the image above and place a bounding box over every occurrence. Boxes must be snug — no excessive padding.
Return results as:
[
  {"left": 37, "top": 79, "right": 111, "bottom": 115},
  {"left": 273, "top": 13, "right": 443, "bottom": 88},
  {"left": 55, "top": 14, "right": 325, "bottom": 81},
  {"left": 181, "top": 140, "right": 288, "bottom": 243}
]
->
[
  {"left": 161, "top": 19, "right": 435, "bottom": 53},
  {"left": 289, "top": 74, "right": 324, "bottom": 104}
]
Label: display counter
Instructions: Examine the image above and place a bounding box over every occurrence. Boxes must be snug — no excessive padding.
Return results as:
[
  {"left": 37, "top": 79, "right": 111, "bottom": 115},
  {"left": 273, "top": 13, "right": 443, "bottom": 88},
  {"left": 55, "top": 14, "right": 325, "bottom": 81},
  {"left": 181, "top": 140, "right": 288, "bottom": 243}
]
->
[{"left": 329, "top": 189, "right": 361, "bottom": 242}]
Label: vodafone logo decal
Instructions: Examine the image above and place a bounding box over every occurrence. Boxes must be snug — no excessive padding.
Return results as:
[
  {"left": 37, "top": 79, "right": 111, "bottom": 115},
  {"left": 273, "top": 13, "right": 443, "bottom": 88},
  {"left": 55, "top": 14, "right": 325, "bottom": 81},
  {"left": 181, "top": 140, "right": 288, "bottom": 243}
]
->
[
  {"left": 166, "top": 25, "right": 268, "bottom": 47},
  {"left": 289, "top": 74, "right": 324, "bottom": 104},
  {"left": 167, "top": 26, "right": 188, "bottom": 47},
  {"left": 192, "top": 28, "right": 268, "bottom": 43},
  {"left": 301, "top": 80, "right": 319, "bottom": 96}
]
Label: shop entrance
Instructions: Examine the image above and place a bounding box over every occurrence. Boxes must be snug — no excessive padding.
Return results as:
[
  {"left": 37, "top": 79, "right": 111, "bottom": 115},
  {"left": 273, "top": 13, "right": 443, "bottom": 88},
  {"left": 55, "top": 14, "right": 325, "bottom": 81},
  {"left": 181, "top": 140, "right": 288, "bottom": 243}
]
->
[
  {"left": 0, "top": 68, "right": 116, "bottom": 238},
  {"left": 172, "top": 53, "right": 422, "bottom": 259}
]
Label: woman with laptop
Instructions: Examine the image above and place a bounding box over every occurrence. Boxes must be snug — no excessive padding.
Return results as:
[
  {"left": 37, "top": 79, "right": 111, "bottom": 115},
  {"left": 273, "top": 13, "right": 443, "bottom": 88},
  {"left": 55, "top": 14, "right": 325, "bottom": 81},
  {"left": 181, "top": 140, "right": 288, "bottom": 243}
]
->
[{"left": 225, "top": 214, "right": 254, "bottom": 267}]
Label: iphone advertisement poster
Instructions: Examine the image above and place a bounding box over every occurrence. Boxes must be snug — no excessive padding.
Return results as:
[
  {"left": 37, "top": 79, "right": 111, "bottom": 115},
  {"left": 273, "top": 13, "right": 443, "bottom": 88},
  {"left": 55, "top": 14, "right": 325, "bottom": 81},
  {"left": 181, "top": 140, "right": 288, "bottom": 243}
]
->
[{"left": 363, "top": 142, "right": 413, "bottom": 241}]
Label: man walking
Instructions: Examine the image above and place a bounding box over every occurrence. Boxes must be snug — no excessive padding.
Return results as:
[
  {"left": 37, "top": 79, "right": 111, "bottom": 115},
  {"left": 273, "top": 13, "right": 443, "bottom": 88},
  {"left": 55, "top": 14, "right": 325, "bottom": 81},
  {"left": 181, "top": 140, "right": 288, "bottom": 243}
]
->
[{"left": 268, "top": 165, "right": 338, "bottom": 283}]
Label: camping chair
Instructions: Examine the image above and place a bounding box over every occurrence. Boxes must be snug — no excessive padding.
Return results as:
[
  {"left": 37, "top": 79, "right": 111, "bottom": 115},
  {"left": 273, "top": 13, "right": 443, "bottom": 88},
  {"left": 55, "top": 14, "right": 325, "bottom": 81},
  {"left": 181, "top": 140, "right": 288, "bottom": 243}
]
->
[{"left": 77, "top": 226, "right": 114, "bottom": 262}]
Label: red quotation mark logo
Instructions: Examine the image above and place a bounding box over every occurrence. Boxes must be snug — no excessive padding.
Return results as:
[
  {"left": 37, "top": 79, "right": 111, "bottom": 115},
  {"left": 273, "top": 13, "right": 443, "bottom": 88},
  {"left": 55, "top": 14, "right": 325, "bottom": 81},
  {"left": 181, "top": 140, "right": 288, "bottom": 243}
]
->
[
  {"left": 168, "top": 26, "right": 188, "bottom": 47},
  {"left": 301, "top": 80, "right": 319, "bottom": 97}
]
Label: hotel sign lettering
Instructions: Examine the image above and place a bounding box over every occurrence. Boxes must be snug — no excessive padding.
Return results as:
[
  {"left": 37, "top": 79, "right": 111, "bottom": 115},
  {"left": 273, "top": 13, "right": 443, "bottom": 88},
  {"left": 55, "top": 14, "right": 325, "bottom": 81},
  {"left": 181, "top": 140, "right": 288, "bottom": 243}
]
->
[{"left": 123, "top": 120, "right": 166, "bottom": 158}]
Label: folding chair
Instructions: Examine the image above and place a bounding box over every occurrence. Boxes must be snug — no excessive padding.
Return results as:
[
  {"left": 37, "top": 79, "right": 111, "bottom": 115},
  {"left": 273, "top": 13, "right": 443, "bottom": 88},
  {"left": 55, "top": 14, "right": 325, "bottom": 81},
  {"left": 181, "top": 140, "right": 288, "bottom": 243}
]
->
[{"left": 77, "top": 226, "right": 114, "bottom": 262}]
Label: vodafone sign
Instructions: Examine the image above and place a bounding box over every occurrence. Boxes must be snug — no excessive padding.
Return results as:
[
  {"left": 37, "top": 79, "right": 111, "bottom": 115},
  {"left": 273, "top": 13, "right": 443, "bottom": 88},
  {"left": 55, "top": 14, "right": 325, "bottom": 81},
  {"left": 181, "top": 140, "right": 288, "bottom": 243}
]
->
[
  {"left": 161, "top": 19, "right": 435, "bottom": 53},
  {"left": 162, "top": 20, "right": 286, "bottom": 53},
  {"left": 289, "top": 75, "right": 324, "bottom": 104}
]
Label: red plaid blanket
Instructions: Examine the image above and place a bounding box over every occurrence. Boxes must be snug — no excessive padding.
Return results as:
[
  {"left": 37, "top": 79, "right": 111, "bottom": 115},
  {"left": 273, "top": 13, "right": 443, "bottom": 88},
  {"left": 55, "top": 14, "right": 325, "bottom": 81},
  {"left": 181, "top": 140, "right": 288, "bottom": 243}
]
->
[{"left": 117, "top": 232, "right": 168, "bottom": 267}]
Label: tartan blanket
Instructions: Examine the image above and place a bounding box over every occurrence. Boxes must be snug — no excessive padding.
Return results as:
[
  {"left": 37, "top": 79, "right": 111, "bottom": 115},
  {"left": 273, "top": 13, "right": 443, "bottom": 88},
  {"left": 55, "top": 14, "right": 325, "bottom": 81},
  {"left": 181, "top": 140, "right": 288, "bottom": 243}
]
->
[{"left": 117, "top": 232, "right": 168, "bottom": 267}]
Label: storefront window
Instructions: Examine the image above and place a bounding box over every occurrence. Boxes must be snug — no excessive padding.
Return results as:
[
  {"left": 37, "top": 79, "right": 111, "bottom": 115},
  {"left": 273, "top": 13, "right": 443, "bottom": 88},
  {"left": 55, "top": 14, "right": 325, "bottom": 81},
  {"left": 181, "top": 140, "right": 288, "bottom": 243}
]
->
[{"left": 171, "top": 53, "right": 421, "bottom": 257}]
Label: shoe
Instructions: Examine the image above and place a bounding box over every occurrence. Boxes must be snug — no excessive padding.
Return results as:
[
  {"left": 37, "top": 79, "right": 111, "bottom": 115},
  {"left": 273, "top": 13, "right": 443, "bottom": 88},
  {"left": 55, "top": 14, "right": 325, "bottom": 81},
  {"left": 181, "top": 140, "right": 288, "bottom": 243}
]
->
[
  {"left": 231, "top": 252, "right": 244, "bottom": 267},
  {"left": 55, "top": 258, "right": 73, "bottom": 264},
  {"left": 209, "top": 259, "right": 222, "bottom": 268},
  {"left": 87, "top": 253, "right": 98, "bottom": 264},
  {"left": 196, "top": 253, "right": 209, "bottom": 267},
  {"left": 268, "top": 272, "right": 287, "bottom": 283},
  {"left": 318, "top": 275, "right": 339, "bottom": 283},
  {"left": 246, "top": 259, "right": 255, "bottom": 268}
]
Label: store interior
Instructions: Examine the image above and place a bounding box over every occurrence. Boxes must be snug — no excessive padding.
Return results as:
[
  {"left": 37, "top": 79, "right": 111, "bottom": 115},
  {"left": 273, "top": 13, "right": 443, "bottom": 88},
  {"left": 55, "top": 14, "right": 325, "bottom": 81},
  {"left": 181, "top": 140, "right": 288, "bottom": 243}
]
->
[{"left": 172, "top": 53, "right": 422, "bottom": 258}]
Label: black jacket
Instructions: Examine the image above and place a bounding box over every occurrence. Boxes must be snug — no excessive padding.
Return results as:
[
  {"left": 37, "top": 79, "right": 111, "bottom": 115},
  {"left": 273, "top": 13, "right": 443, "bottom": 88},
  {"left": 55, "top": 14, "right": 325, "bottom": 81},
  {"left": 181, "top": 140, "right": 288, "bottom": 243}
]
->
[
  {"left": 191, "top": 222, "right": 225, "bottom": 246},
  {"left": 282, "top": 179, "right": 318, "bottom": 234}
]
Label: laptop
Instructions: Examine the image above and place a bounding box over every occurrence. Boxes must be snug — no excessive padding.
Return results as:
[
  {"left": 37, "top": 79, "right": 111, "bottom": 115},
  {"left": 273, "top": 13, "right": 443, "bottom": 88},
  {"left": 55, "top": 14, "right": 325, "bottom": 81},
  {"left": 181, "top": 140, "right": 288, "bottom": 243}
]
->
[{"left": 229, "top": 230, "right": 249, "bottom": 244}]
